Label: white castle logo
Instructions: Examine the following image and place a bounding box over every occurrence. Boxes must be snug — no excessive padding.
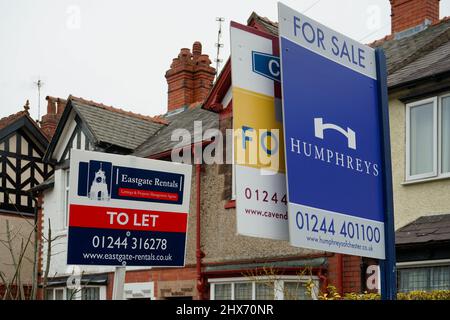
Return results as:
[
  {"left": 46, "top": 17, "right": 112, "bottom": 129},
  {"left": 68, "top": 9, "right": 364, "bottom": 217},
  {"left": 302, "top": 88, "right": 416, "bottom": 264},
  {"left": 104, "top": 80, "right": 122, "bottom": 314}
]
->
[{"left": 88, "top": 164, "right": 110, "bottom": 201}]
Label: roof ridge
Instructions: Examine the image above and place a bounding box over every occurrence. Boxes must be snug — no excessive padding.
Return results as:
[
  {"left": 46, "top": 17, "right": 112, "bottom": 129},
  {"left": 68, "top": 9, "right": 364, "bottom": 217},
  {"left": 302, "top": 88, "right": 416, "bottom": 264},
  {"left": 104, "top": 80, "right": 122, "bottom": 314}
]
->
[
  {"left": 247, "top": 12, "right": 278, "bottom": 35},
  {"left": 68, "top": 95, "right": 168, "bottom": 125},
  {"left": 369, "top": 16, "right": 450, "bottom": 47},
  {"left": 255, "top": 13, "right": 278, "bottom": 27},
  {"left": 0, "top": 110, "right": 28, "bottom": 130},
  {"left": 368, "top": 34, "right": 394, "bottom": 47}
]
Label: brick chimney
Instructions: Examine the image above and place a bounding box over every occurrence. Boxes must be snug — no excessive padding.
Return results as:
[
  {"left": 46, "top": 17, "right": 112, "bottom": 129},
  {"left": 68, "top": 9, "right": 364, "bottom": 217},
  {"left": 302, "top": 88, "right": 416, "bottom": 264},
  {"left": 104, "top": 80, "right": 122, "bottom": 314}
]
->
[
  {"left": 40, "top": 96, "right": 67, "bottom": 139},
  {"left": 390, "top": 0, "right": 440, "bottom": 34},
  {"left": 165, "top": 42, "right": 216, "bottom": 112}
]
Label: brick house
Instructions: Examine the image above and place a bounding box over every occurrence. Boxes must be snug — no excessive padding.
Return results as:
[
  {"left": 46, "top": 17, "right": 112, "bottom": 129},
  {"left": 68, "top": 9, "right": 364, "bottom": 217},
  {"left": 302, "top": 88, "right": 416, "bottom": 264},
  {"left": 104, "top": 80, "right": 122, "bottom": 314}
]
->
[
  {"left": 33, "top": 0, "right": 450, "bottom": 300},
  {"left": 33, "top": 16, "right": 369, "bottom": 302}
]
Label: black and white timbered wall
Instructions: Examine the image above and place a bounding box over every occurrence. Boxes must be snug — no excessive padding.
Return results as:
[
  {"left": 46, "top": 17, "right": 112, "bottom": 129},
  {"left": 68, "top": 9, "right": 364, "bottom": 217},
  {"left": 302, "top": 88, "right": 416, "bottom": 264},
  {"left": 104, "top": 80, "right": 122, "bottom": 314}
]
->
[
  {"left": 58, "top": 117, "right": 94, "bottom": 165},
  {"left": 0, "top": 130, "right": 53, "bottom": 215}
]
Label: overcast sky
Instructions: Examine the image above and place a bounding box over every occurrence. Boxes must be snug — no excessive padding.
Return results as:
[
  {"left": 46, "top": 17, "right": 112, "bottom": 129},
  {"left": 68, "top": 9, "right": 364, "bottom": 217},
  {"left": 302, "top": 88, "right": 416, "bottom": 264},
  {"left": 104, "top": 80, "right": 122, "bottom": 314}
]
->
[{"left": 1, "top": 0, "right": 450, "bottom": 121}]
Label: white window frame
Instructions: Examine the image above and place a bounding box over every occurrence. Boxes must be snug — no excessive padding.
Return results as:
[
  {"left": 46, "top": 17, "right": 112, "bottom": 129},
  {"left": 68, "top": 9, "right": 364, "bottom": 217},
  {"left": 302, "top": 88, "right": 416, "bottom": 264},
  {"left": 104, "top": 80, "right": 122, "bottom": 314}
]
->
[
  {"left": 124, "top": 282, "right": 155, "bottom": 300},
  {"left": 439, "top": 93, "right": 450, "bottom": 178},
  {"left": 397, "top": 259, "right": 450, "bottom": 269},
  {"left": 406, "top": 97, "right": 438, "bottom": 181},
  {"left": 44, "top": 288, "right": 55, "bottom": 300},
  {"left": 45, "top": 285, "right": 106, "bottom": 300},
  {"left": 45, "top": 287, "right": 71, "bottom": 300},
  {"left": 81, "top": 286, "right": 102, "bottom": 300},
  {"left": 209, "top": 275, "right": 318, "bottom": 300},
  {"left": 396, "top": 259, "right": 450, "bottom": 292}
]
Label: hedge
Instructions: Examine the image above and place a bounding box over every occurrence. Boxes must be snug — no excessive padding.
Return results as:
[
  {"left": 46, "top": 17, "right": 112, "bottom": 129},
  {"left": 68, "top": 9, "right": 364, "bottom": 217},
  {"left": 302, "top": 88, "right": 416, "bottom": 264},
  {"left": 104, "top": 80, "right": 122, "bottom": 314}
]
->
[{"left": 317, "top": 286, "right": 450, "bottom": 300}]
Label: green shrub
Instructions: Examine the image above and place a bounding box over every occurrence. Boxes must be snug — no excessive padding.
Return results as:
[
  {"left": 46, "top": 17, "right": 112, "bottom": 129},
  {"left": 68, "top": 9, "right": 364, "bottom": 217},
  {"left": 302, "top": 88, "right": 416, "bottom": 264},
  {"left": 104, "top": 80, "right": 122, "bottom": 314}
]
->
[
  {"left": 312, "top": 282, "right": 450, "bottom": 300},
  {"left": 325, "top": 289, "right": 450, "bottom": 300}
]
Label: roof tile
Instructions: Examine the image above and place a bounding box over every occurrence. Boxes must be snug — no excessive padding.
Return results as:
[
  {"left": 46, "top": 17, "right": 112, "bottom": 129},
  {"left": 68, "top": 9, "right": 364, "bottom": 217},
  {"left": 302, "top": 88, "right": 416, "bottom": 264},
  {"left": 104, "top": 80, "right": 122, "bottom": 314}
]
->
[
  {"left": 133, "top": 105, "right": 219, "bottom": 158},
  {"left": 69, "top": 96, "right": 166, "bottom": 151},
  {"left": 396, "top": 214, "right": 450, "bottom": 245}
]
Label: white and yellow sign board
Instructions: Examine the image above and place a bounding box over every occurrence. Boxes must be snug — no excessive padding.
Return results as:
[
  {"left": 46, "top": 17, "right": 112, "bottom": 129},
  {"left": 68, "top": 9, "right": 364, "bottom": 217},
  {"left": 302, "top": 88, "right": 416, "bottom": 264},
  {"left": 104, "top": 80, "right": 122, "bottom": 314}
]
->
[{"left": 230, "top": 21, "right": 288, "bottom": 240}]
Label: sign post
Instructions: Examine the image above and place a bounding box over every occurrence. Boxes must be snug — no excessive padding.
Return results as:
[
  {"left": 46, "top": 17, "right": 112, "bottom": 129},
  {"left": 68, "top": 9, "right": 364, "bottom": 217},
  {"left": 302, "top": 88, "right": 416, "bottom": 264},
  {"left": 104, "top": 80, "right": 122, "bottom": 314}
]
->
[
  {"left": 112, "top": 266, "right": 126, "bottom": 300},
  {"left": 375, "top": 48, "right": 397, "bottom": 300},
  {"left": 67, "top": 150, "right": 192, "bottom": 298},
  {"left": 278, "top": 3, "right": 396, "bottom": 298}
]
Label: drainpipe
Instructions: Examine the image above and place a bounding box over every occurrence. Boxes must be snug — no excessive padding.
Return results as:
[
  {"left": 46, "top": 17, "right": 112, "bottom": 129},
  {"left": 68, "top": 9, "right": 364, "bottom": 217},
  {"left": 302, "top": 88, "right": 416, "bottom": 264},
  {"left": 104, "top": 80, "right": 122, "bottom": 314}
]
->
[
  {"left": 195, "top": 163, "right": 205, "bottom": 299},
  {"left": 30, "top": 194, "right": 40, "bottom": 300}
]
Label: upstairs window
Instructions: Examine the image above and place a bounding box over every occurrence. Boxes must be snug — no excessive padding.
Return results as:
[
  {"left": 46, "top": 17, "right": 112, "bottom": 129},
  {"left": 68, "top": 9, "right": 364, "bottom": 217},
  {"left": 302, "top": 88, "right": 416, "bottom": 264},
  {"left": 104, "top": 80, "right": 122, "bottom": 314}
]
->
[
  {"left": 406, "top": 94, "right": 450, "bottom": 181},
  {"left": 442, "top": 95, "right": 450, "bottom": 174}
]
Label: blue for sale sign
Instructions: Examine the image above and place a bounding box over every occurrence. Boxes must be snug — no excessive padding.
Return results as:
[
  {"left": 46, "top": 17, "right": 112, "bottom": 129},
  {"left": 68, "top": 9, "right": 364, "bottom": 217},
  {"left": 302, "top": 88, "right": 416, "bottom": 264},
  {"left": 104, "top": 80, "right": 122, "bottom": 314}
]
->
[{"left": 279, "top": 3, "right": 387, "bottom": 259}]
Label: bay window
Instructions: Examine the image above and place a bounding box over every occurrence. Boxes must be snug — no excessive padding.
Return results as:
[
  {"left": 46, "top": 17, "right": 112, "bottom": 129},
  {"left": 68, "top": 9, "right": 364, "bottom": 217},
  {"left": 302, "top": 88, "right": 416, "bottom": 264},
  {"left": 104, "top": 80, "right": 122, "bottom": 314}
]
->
[
  {"left": 209, "top": 276, "right": 317, "bottom": 300},
  {"left": 397, "top": 264, "right": 450, "bottom": 292}
]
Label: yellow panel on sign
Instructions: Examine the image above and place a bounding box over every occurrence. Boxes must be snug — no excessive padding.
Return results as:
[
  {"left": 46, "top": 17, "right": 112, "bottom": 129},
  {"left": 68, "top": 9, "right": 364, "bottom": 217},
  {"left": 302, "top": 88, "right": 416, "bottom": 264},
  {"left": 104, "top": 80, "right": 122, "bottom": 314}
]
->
[{"left": 233, "top": 87, "right": 285, "bottom": 173}]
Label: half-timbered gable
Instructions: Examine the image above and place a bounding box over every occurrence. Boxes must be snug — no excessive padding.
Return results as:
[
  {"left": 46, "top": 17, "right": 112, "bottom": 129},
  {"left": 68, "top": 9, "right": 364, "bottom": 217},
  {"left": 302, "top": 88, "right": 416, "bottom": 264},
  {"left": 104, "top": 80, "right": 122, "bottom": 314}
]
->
[{"left": 0, "top": 105, "right": 53, "bottom": 215}]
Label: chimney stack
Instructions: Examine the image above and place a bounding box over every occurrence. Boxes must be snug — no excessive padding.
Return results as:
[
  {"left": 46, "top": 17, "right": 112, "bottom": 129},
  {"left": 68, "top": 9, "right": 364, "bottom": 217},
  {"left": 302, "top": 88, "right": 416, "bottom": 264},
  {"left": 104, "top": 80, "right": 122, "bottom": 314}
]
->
[
  {"left": 390, "top": 0, "right": 440, "bottom": 34},
  {"left": 165, "top": 42, "right": 216, "bottom": 112},
  {"left": 40, "top": 96, "right": 67, "bottom": 139}
]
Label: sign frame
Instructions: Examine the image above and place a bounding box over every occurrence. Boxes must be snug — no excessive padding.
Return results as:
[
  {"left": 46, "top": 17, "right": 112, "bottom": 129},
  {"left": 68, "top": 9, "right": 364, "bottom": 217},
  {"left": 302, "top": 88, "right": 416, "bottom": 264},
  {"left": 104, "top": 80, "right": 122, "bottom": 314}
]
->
[
  {"left": 67, "top": 149, "right": 192, "bottom": 268},
  {"left": 278, "top": 2, "right": 396, "bottom": 299},
  {"left": 230, "top": 21, "right": 289, "bottom": 241}
]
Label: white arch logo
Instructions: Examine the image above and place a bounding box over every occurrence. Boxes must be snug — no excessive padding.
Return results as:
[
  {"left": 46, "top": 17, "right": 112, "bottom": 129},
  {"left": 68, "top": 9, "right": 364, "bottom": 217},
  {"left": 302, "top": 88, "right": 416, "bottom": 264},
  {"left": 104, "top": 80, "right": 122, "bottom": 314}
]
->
[{"left": 314, "top": 118, "right": 357, "bottom": 150}]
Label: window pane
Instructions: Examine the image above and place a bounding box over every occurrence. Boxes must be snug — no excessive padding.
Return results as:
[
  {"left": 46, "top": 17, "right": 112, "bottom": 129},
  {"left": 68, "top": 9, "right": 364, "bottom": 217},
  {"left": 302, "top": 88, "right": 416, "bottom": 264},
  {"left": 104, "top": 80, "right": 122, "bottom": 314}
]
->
[
  {"left": 66, "top": 288, "right": 76, "bottom": 300},
  {"left": 234, "top": 283, "right": 252, "bottom": 300},
  {"left": 442, "top": 97, "right": 450, "bottom": 173},
  {"left": 410, "top": 103, "right": 434, "bottom": 176},
  {"left": 45, "top": 289, "right": 54, "bottom": 300},
  {"left": 397, "top": 266, "right": 450, "bottom": 292},
  {"left": 82, "top": 287, "right": 100, "bottom": 300},
  {"left": 255, "top": 283, "right": 274, "bottom": 300},
  {"left": 430, "top": 266, "right": 450, "bottom": 291},
  {"left": 284, "top": 282, "right": 311, "bottom": 300},
  {"left": 55, "top": 289, "right": 64, "bottom": 300},
  {"left": 214, "top": 284, "right": 231, "bottom": 300},
  {"left": 398, "top": 268, "right": 428, "bottom": 292}
]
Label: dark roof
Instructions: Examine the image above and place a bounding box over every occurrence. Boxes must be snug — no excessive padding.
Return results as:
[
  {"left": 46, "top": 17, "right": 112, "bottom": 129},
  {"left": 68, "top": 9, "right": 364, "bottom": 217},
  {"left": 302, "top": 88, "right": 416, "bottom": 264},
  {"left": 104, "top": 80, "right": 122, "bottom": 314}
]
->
[
  {"left": 396, "top": 214, "right": 450, "bottom": 246},
  {"left": 248, "top": 12, "right": 450, "bottom": 89},
  {"left": 69, "top": 96, "right": 166, "bottom": 151},
  {"left": 247, "top": 12, "right": 278, "bottom": 36},
  {"left": 133, "top": 105, "right": 219, "bottom": 158},
  {"left": 374, "top": 18, "right": 450, "bottom": 88},
  {"left": 46, "top": 273, "right": 109, "bottom": 287}
]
